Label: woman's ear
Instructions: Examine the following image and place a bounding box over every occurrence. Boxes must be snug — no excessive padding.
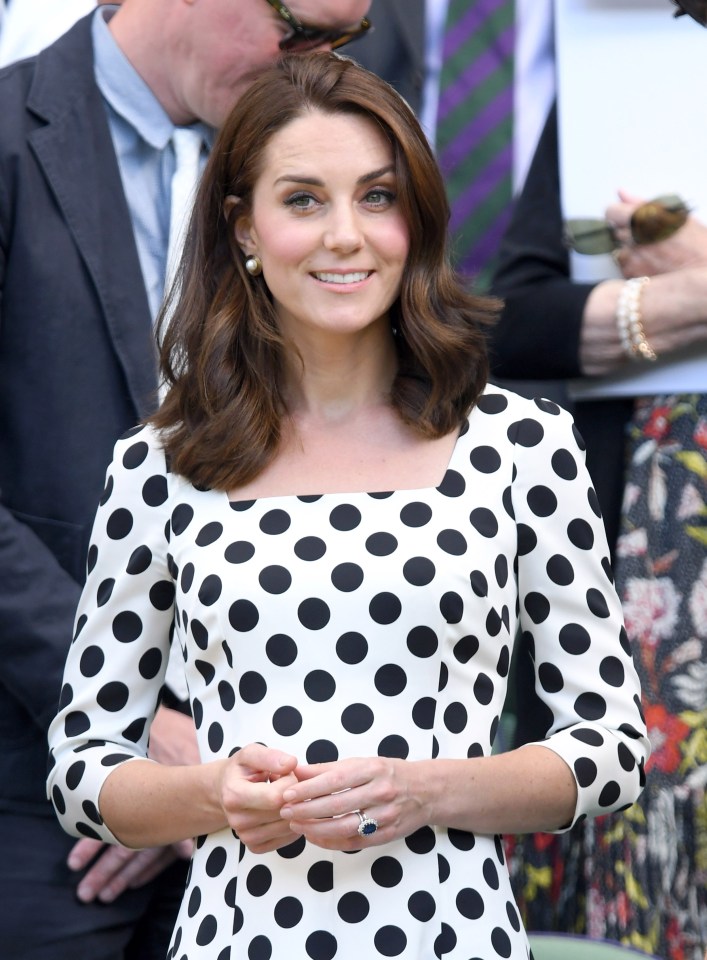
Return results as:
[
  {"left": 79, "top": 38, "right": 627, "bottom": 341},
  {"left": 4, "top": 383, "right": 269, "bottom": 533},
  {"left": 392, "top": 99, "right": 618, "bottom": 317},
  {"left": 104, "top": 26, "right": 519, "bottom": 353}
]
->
[{"left": 225, "top": 194, "right": 256, "bottom": 256}]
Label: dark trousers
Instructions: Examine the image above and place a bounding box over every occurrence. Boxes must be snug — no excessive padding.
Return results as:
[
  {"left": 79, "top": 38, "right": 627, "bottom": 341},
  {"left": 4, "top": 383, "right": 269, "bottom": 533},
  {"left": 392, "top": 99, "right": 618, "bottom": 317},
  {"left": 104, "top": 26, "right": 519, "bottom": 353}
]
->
[{"left": 0, "top": 812, "right": 187, "bottom": 960}]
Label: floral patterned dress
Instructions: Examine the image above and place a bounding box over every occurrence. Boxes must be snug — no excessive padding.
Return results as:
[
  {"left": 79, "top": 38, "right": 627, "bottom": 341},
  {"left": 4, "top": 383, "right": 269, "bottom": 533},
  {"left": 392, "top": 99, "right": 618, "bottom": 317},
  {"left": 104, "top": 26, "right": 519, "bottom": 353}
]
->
[{"left": 506, "top": 393, "right": 707, "bottom": 960}]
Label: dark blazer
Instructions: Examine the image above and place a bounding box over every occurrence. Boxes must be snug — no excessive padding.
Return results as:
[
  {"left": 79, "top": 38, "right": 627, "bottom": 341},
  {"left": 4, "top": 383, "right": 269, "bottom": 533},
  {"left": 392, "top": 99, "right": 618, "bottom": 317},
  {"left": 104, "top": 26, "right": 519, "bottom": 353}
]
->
[
  {"left": 489, "top": 103, "right": 633, "bottom": 553},
  {"left": 349, "top": 0, "right": 426, "bottom": 114},
  {"left": 0, "top": 15, "right": 158, "bottom": 815}
]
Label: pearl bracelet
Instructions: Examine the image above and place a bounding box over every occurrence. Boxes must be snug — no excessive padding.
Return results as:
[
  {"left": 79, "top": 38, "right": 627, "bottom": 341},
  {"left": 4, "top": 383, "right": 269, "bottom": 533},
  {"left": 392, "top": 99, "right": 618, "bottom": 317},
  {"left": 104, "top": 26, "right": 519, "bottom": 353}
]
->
[{"left": 615, "top": 276, "right": 657, "bottom": 362}]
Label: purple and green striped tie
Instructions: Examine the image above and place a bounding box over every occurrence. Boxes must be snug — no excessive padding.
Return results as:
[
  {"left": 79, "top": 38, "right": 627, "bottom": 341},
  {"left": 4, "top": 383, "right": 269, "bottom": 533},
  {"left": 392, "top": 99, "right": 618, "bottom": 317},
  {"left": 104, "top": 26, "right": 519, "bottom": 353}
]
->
[{"left": 437, "top": 0, "right": 515, "bottom": 290}]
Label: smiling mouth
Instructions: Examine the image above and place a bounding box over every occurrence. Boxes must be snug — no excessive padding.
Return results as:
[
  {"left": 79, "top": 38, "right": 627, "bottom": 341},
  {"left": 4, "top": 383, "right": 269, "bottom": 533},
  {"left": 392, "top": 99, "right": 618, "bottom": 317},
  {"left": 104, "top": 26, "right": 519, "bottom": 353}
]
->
[{"left": 312, "top": 271, "right": 372, "bottom": 284}]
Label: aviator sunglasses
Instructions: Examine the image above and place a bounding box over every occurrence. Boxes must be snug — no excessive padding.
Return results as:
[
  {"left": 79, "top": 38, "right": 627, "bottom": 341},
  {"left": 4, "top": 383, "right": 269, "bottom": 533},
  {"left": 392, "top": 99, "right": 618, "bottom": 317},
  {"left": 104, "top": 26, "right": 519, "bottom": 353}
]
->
[
  {"left": 264, "top": 0, "right": 372, "bottom": 51},
  {"left": 563, "top": 194, "right": 690, "bottom": 255}
]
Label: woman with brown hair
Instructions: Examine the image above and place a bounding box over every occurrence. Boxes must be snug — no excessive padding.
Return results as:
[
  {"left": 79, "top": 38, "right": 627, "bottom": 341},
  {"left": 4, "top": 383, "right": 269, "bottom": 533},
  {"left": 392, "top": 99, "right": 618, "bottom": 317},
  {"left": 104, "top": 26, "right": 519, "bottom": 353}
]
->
[{"left": 48, "top": 52, "right": 648, "bottom": 959}]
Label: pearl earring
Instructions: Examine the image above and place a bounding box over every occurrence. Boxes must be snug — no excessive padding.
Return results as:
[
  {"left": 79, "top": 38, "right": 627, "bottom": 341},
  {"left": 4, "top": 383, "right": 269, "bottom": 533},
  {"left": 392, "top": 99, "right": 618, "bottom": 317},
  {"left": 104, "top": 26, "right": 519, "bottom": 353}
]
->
[{"left": 245, "top": 255, "right": 262, "bottom": 277}]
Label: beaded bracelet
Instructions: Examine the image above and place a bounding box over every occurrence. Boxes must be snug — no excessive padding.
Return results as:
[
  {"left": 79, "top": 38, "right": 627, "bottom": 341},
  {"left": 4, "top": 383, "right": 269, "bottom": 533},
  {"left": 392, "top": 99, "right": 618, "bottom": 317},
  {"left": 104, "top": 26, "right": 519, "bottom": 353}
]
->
[{"left": 615, "top": 276, "right": 657, "bottom": 362}]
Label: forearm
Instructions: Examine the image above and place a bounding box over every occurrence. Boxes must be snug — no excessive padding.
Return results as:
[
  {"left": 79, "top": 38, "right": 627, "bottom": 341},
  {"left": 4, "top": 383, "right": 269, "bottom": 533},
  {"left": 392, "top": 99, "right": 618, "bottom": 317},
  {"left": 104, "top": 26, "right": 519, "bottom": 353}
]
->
[
  {"left": 580, "top": 267, "right": 707, "bottom": 376},
  {"left": 412, "top": 746, "right": 576, "bottom": 835},
  {"left": 98, "top": 758, "right": 228, "bottom": 849}
]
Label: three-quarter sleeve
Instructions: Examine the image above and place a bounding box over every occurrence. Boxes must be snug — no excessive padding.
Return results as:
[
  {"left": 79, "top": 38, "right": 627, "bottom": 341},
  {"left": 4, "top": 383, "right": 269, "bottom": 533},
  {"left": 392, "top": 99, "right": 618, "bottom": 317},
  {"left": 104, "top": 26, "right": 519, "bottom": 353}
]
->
[
  {"left": 509, "top": 398, "right": 649, "bottom": 829},
  {"left": 47, "top": 425, "right": 176, "bottom": 843}
]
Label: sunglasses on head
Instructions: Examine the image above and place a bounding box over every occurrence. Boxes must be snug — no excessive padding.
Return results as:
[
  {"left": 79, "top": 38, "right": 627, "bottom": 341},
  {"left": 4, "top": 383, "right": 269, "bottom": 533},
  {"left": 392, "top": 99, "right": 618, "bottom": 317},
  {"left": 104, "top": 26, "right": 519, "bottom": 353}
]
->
[
  {"left": 563, "top": 194, "right": 690, "bottom": 255},
  {"left": 671, "top": 0, "right": 707, "bottom": 27},
  {"left": 264, "top": 0, "right": 372, "bottom": 52}
]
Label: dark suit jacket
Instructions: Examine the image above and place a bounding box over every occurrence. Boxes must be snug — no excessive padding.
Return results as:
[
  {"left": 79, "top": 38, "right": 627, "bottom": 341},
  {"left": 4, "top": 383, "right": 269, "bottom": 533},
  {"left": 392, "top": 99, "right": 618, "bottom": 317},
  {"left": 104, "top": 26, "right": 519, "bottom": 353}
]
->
[
  {"left": 0, "top": 15, "right": 158, "bottom": 815},
  {"left": 489, "top": 103, "right": 633, "bottom": 553},
  {"left": 349, "top": 0, "right": 426, "bottom": 114}
]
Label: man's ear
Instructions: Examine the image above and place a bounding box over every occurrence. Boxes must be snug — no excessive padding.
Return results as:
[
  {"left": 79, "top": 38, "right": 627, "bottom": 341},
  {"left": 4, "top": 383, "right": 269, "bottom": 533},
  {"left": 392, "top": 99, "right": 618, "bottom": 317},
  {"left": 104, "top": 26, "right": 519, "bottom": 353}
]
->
[{"left": 224, "top": 194, "right": 256, "bottom": 256}]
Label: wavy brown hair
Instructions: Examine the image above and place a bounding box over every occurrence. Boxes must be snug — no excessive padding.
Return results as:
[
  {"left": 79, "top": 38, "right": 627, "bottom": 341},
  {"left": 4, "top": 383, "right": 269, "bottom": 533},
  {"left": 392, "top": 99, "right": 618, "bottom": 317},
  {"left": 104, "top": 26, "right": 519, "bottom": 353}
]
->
[{"left": 151, "top": 51, "right": 498, "bottom": 491}]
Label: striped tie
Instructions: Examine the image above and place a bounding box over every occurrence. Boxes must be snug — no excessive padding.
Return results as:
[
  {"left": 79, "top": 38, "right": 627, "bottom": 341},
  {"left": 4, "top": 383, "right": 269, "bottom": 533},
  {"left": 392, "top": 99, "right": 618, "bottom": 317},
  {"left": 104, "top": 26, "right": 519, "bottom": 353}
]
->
[{"left": 437, "top": 0, "right": 515, "bottom": 290}]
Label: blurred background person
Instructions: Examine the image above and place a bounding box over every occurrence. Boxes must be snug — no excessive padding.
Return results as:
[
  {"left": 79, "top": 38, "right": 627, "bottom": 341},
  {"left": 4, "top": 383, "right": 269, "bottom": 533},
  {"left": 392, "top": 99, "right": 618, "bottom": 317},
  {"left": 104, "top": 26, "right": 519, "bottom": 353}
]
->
[
  {"left": 0, "top": 1, "right": 370, "bottom": 957},
  {"left": 352, "top": 0, "right": 556, "bottom": 290},
  {"left": 490, "top": 2, "right": 707, "bottom": 957}
]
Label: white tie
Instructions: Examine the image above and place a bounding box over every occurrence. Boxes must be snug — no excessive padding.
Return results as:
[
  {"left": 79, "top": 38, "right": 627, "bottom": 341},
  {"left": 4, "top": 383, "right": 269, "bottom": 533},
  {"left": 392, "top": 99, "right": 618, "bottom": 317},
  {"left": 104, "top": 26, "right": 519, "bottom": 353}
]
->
[{"left": 165, "top": 126, "right": 204, "bottom": 298}]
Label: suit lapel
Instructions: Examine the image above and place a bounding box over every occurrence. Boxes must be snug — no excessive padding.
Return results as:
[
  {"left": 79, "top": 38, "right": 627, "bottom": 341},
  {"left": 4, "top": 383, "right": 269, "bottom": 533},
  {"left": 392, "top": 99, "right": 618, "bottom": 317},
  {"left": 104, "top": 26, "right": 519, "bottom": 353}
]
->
[{"left": 27, "top": 17, "right": 158, "bottom": 419}]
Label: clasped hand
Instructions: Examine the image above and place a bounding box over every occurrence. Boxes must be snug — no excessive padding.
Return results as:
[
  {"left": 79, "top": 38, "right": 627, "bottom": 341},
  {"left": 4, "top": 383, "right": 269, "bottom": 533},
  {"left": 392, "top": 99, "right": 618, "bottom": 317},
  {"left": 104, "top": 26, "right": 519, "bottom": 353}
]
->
[{"left": 219, "top": 743, "right": 427, "bottom": 854}]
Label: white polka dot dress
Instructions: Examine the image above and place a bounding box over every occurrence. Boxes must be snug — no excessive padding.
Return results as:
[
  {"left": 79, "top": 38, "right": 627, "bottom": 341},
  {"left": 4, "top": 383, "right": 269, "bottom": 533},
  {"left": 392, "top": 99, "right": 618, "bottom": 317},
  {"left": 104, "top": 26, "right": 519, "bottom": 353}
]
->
[{"left": 48, "top": 388, "right": 649, "bottom": 960}]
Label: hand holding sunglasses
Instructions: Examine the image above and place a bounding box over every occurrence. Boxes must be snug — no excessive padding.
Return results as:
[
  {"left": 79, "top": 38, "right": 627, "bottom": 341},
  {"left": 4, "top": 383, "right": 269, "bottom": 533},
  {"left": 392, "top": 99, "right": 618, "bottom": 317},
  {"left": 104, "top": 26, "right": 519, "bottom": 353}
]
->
[{"left": 563, "top": 194, "right": 690, "bottom": 255}]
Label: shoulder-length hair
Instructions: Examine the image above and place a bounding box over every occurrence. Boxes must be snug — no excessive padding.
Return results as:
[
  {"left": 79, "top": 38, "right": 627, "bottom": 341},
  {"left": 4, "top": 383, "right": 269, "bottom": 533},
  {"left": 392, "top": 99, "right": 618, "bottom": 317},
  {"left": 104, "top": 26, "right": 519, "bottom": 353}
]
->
[{"left": 151, "top": 51, "right": 498, "bottom": 491}]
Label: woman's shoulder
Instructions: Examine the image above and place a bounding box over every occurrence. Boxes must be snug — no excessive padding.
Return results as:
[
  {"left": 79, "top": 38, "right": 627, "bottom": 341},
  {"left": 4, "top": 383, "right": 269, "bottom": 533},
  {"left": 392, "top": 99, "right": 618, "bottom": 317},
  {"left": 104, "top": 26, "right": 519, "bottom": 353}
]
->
[
  {"left": 111, "top": 422, "right": 170, "bottom": 475},
  {"left": 472, "top": 382, "right": 572, "bottom": 425}
]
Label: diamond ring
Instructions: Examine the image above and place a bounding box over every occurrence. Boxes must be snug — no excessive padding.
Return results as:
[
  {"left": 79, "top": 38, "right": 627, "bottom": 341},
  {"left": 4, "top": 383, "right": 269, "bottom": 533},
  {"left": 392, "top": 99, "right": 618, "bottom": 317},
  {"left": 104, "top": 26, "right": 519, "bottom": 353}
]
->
[{"left": 356, "top": 810, "right": 378, "bottom": 837}]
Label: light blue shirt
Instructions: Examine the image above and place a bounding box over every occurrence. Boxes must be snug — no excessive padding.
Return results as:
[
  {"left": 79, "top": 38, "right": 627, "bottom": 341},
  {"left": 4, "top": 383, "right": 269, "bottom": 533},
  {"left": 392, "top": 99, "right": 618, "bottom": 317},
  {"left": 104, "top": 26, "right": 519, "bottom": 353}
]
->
[{"left": 92, "top": 6, "right": 211, "bottom": 321}]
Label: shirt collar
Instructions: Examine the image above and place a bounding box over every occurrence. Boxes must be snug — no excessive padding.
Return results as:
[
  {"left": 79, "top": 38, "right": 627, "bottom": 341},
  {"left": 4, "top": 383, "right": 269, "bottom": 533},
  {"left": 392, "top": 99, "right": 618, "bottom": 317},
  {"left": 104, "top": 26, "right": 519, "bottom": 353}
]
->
[{"left": 92, "top": 5, "right": 211, "bottom": 150}]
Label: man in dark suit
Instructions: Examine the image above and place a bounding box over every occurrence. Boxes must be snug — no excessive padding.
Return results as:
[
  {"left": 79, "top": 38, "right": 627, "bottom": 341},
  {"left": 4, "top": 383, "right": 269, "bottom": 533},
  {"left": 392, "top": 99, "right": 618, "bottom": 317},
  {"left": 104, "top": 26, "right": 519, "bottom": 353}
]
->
[
  {"left": 349, "top": 0, "right": 425, "bottom": 114},
  {"left": 0, "top": 0, "right": 370, "bottom": 956}
]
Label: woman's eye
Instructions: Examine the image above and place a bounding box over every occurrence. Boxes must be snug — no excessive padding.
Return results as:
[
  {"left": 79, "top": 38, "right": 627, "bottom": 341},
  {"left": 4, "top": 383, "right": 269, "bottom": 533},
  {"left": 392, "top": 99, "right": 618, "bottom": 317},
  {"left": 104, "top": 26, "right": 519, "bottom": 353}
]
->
[
  {"left": 284, "top": 193, "right": 317, "bottom": 210},
  {"left": 364, "top": 189, "right": 395, "bottom": 207}
]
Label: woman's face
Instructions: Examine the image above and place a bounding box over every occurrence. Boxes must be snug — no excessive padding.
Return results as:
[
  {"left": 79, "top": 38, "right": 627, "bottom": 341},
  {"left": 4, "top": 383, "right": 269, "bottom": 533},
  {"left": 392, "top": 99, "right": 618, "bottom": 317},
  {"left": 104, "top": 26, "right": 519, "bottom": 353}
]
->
[{"left": 236, "top": 108, "right": 410, "bottom": 345}]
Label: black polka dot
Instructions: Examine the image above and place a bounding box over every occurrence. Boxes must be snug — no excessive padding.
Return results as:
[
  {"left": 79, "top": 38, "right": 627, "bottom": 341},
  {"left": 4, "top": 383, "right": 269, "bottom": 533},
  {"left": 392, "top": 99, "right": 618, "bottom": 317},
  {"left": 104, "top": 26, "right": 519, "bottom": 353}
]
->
[
  {"left": 527, "top": 485, "right": 557, "bottom": 517},
  {"left": 341, "top": 703, "right": 374, "bottom": 734},
  {"left": 336, "top": 632, "right": 368, "bottom": 664},
  {"left": 408, "top": 890, "right": 436, "bottom": 921},
  {"left": 369, "top": 592, "right": 402, "bottom": 625},
  {"left": 469, "top": 507, "right": 498, "bottom": 538},
  {"left": 403, "top": 557, "right": 435, "bottom": 586},
  {"left": 438, "top": 469, "right": 466, "bottom": 497},
  {"left": 575, "top": 756, "right": 598, "bottom": 787},
  {"left": 196, "top": 522, "right": 223, "bottom": 546},
  {"left": 195, "top": 915, "right": 218, "bottom": 946},
  {"left": 307, "top": 861, "right": 333, "bottom": 892},
  {"left": 142, "top": 475, "right": 168, "bottom": 507},
  {"left": 305, "top": 930, "right": 337, "bottom": 960},
  {"left": 469, "top": 445, "right": 501, "bottom": 473},
  {"left": 329, "top": 504, "right": 361, "bottom": 531},
  {"left": 400, "top": 502, "right": 432, "bottom": 527},
  {"left": 509, "top": 418, "right": 544, "bottom": 447},
  {"left": 575, "top": 692, "right": 607, "bottom": 721},
  {"left": 551, "top": 448, "right": 578, "bottom": 480},
  {"left": 374, "top": 664, "right": 407, "bottom": 697},
  {"left": 407, "top": 626, "right": 438, "bottom": 658},
  {"left": 260, "top": 509, "right": 291, "bottom": 535},
  {"left": 559, "top": 623, "right": 591, "bottom": 655},
  {"left": 298, "top": 598, "right": 330, "bottom": 630},
  {"left": 272, "top": 706, "right": 302, "bottom": 736},
  {"left": 229, "top": 600, "right": 259, "bottom": 632},
  {"left": 266, "top": 634, "right": 298, "bottom": 666},
  {"left": 224, "top": 541, "right": 255, "bottom": 564},
  {"left": 457, "top": 887, "right": 484, "bottom": 919},
  {"left": 599, "top": 656, "right": 625, "bottom": 687},
  {"left": 246, "top": 864, "right": 272, "bottom": 897},
  {"left": 371, "top": 856, "right": 403, "bottom": 887},
  {"left": 337, "top": 891, "right": 370, "bottom": 923},
  {"left": 599, "top": 780, "right": 621, "bottom": 807},
  {"left": 171, "top": 503, "right": 194, "bottom": 535},
  {"left": 294, "top": 536, "right": 326, "bottom": 561},
  {"left": 274, "top": 896, "right": 303, "bottom": 928},
  {"left": 259, "top": 565, "right": 292, "bottom": 594},
  {"left": 568, "top": 518, "right": 594, "bottom": 550},
  {"left": 546, "top": 554, "right": 574, "bottom": 585},
  {"left": 587, "top": 588, "right": 611, "bottom": 618},
  {"left": 304, "top": 670, "right": 336, "bottom": 701},
  {"left": 437, "top": 529, "right": 467, "bottom": 555},
  {"left": 366, "top": 532, "right": 398, "bottom": 555},
  {"left": 374, "top": 925, "right": 407, "bottom": 956},
  {"left": 112, "top": 611, "right": 142, "bottom": 643},
  {"left": 331, "top": 563, "right": 364, "bottom": 592},
  {"left": 106, "top": 508, "right": 133, "bottom": 540}
]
